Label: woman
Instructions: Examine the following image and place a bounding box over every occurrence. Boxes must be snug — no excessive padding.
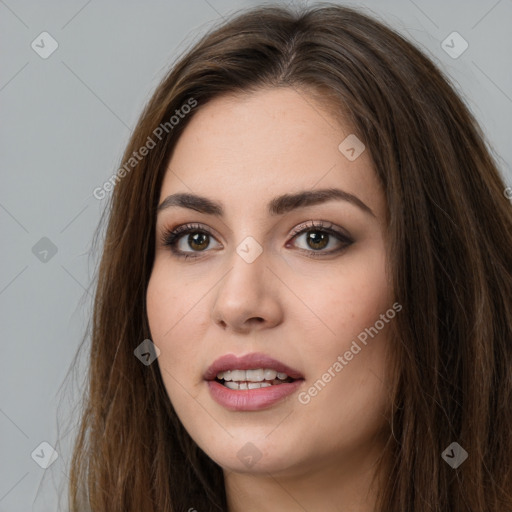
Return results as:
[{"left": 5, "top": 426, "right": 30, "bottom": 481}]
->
[{"left": 68, "top": 3, "right": 512, "bottom": 511}]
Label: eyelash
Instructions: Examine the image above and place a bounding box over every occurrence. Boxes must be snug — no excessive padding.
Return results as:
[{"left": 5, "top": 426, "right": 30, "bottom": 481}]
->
[{"left": 159, "top": 221, "right": 353, "bottom": 260}]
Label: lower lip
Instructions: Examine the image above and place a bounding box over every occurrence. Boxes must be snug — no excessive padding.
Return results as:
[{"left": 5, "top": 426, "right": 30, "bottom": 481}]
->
[{"left": 206, "top": 379, "right": 304, "bottom": 411}]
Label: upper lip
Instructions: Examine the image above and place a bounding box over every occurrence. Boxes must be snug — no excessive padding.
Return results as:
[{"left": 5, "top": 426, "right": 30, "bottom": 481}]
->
[{"left": 204, "top": 352, "right": 305, "bottom": 381}]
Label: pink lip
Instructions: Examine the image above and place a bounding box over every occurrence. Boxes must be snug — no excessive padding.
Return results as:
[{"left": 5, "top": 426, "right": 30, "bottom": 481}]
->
[
  {"left": 204, "top": 352, "right": 305, "bottom": 411},
  {"left": 206, "top": 380, "right": 304, "bottom": 411}
]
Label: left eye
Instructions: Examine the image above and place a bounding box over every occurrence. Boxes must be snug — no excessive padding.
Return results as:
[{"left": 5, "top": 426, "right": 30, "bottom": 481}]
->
[
  {"left": 286, "top": 222, "right": 353, "bottom": 256},
  {"left": 291, "top": 229, "right": 345, "bottom": 252}
]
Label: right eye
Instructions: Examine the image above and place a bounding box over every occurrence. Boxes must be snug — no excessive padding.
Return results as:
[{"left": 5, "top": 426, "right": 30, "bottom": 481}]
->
[{"left": 160, "top": 223, "right": 222, "bottom": 259}]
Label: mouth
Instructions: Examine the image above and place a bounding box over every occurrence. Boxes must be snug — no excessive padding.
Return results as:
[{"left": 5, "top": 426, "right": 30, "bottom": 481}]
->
[{"left": 204, "top": 352, "right": 305, "bottom": 411}]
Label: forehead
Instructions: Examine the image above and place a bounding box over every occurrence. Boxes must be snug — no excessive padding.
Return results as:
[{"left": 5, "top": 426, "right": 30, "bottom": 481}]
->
[{"left": 159, "top": 87, "right": 384, "bottom": 218}]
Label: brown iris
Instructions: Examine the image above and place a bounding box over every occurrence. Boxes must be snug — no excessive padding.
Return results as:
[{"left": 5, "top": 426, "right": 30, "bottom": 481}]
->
[
  {"left": 188, "top": 233, "right": 209, "bottom": 251},
  {"left": 306, "top": 231, "right": 329, "bottom": 250}
]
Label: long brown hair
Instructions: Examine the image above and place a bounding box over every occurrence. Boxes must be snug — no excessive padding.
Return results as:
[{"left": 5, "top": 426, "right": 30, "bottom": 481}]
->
[{"left": 67, "top": 3, "right": 512, "bottom": 511}]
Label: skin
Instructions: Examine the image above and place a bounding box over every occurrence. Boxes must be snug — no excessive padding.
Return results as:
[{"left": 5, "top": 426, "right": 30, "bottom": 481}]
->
[{"left": 146, "top": 87, "right": 395, "bottom": 512}]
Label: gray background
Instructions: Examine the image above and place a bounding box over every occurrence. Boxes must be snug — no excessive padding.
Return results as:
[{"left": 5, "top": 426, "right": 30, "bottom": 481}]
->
[{"left": 1, "top": 0, "right": 511, "bottom": 510}]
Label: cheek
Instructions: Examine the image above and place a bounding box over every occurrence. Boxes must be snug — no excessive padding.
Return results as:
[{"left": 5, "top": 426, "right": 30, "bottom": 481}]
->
[
  {"left": 295, "top": 246, "right": 391, "bottom": 359},
  {"left": 146, "top": 271, "right": 176, "bottom": 340},
  {"left": 146, "top": 267, "right": 204, "bottom": 392},
  {"left": 305, "top": 256, "right": 394, "bottom": 413},
  {"left": 146, "top": 261, "right": 207, "bottom": 342}
]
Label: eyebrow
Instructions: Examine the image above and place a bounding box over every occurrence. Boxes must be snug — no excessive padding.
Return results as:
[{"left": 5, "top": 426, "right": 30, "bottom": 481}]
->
[{"left": 156, "top": 188, "right": 375, "bottom": 218}]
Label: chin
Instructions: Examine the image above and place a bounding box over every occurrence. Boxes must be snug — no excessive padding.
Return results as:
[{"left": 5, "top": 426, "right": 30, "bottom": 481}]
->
[{"left": 197, "top": 432, "right": 304, "bottom": 475}]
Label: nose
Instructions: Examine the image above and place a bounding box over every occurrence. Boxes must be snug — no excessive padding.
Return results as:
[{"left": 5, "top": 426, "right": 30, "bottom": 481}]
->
[{"left": 211, "top": 246, "right": 284, "bottom": 333}]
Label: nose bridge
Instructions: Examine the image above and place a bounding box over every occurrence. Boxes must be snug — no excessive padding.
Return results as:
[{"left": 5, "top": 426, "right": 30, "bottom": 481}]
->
[
  {"left": 221, "top": 235, "right": 268, "bottom": 303},
  {"left": 212, "top": 235, "right": 282, "bottom": 330}
]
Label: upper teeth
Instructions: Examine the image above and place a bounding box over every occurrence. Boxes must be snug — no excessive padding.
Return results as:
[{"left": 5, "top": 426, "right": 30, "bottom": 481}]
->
[{"left": 216, "top": 369, "right": 289, "bottom": 382}]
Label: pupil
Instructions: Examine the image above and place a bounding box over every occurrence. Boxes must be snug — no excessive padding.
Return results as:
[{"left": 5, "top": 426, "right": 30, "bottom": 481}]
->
[{"left": 308, "top": 231, "right": 328, "bottom": 250}]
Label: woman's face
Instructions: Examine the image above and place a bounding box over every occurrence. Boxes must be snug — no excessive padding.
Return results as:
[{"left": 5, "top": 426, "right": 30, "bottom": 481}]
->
[{"left": 146, "top": 87, "right": 394, "bottom": 478}]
